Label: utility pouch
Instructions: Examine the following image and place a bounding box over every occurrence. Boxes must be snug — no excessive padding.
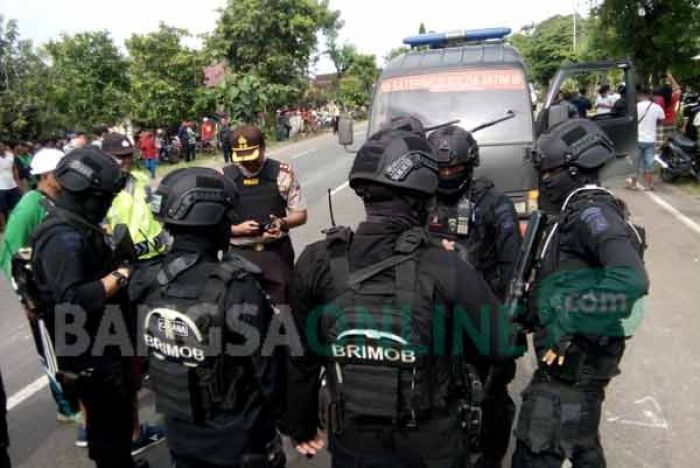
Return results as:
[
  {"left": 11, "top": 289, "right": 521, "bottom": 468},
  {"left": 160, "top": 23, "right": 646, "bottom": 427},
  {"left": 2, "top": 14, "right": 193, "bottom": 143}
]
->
[{"left": 340, "top": 364, "right": 400, "bottom": 421}]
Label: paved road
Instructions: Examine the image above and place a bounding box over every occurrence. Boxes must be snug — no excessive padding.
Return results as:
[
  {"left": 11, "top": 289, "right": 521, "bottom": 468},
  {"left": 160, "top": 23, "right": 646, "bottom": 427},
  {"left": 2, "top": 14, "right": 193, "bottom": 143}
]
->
[{"left": 2, "top": 127, "right": 700, "bottom": 467}]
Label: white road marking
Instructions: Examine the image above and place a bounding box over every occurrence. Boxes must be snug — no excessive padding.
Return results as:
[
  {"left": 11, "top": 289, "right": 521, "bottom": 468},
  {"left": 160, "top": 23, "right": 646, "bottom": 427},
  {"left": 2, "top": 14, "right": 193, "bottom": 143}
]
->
[
  {"left": 291, "top": 149, "right": 315, "bottom": 160},
  {"left": 606, "top": 396, "right": 669, "bottom": 429},
  {"left": 330, "top": 181, "right": 349, "bottom": 196},
  {"left": 7, "top": 375, "right": 48, "bottom": 411},
  {"left": 645, "top": 191, "right": 700, "bottom": 236}
]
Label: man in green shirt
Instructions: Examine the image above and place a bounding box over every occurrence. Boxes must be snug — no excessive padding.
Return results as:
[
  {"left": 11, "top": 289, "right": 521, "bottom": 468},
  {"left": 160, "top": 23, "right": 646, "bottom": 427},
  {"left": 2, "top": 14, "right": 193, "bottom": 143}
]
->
[{"left": 1, "top": 148, "right": 64, "bottom": 277}]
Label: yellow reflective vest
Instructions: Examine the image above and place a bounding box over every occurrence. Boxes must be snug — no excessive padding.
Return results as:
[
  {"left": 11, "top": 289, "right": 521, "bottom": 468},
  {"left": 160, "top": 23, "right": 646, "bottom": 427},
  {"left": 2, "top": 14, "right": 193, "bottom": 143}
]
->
[{"left": 106, "top": 171, "right": 166, "bottom": 260}]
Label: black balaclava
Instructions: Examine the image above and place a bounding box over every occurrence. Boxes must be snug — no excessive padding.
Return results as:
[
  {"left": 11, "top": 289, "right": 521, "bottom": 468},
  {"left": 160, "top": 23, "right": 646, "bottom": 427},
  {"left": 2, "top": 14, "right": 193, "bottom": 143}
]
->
[
  {"left": 56, "top": 190, "right": 113, "bottom": 225},
  {"left": 359, "top": 184, "right": 430, "bottom": 229},
  {"left": 438, "top": 165, "right": 473, "bottom": 204},
  {"left": 540, "top": 167, "right": 599, "bottom": 208}
]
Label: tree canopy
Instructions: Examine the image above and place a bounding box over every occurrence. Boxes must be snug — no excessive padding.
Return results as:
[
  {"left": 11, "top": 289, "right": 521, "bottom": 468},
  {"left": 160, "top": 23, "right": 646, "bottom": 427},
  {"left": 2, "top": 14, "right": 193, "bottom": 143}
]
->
[
  {"left": 126, "top": 24, "right": 203, "bottom": 128},
  {"left": 44, "top": 30, "right": 130, "bottom": 131}
]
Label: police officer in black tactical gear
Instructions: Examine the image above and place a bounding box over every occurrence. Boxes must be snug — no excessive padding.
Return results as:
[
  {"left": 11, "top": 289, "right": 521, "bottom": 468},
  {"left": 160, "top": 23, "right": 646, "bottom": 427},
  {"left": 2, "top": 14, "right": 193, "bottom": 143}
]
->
[
  {"left": 511, "top": 119, "right": 649, "bottom": 468},
  {"left": 426, "top": 125, "right": 521, "bottom": 468},
  {"left": 30, "top": 147, "right": 141, "bottom": 468},
  {"left": 129, "top": 167, "right": 285, "bottom": 468},
  {"left": 287, "top": 128, "right": 518, "bottom": 467}
]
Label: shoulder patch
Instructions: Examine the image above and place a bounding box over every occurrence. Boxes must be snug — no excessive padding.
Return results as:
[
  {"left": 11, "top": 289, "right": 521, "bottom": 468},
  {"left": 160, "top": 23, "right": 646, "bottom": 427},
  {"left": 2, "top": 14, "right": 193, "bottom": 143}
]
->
[{"left": 580, "top": 206, "right": 610, "bottom": 235}]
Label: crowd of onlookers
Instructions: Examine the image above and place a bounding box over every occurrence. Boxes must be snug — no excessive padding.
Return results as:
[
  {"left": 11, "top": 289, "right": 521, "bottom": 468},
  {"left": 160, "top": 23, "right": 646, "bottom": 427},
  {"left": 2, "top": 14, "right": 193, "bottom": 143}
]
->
[
  {"left": 275, "top": 103, "right": 341, "bottom": 140},
  {"left": 556, "top": 73, "right": 699, "bottom": 191},
  {"left": 0, "top": 105, "right": 347, "bottom": 231}
]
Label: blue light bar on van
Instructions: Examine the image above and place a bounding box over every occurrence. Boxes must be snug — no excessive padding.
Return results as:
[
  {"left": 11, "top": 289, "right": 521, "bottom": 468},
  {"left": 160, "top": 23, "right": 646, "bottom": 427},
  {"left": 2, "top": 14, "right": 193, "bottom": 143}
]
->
[{"left": 403, "top": 27, "right": 512, "bottom": 48}]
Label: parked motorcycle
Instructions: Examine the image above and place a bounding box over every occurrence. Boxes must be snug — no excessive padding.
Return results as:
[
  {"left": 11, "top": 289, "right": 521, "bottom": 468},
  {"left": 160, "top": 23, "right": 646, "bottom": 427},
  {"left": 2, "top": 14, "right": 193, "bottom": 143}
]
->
[{"left": 656, "top": 133, "right": 700, "bottom": 182}]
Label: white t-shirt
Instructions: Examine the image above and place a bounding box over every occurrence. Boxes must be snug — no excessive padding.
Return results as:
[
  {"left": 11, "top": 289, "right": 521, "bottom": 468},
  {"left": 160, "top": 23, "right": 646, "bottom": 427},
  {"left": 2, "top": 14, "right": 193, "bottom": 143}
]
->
[
  {"left": 637, "top": 101, "right": 666, "bottom": 143},
  {"left": 0, "top": 152, "right": 17, "bottom": 190},
  {"left": 594, "top": 94, "right": 616, "bottom": 114}
]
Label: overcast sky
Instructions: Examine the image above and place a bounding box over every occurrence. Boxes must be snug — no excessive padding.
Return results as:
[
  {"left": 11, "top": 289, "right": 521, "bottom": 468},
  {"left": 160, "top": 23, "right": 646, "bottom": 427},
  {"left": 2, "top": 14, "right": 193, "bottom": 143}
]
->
[{"left": 2, "top": 0, "right": 589, "bottom": 73}]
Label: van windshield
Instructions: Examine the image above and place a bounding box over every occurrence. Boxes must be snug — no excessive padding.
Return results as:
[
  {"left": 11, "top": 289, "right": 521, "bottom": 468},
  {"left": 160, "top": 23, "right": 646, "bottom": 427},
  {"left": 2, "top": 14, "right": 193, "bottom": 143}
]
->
[{"left": 369, "top": 68, "right": 534, "bottom": 145}]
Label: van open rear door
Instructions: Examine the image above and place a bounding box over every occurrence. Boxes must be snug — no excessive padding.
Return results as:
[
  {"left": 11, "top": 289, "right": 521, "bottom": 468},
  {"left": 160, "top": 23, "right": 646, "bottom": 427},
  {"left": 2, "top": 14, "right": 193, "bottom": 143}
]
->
[{"left": 537, "top": 60, "right": 638, "bottom": 181}]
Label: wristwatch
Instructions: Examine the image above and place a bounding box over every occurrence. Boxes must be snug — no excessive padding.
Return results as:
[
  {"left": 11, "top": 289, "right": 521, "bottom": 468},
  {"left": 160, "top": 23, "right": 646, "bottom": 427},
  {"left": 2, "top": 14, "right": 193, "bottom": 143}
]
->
[
  {"left": 111, "top": 270, "right": 129, "bottom": 288},
  {"left": 279, "top": 218, "right": 290, "bottom": 233}
]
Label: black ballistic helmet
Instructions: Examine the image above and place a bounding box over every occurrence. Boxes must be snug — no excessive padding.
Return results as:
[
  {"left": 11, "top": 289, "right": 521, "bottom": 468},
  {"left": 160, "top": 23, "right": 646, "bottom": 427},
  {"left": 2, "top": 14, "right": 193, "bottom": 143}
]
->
[
  {"left": 153, "top": 168, "right": 238, "bottom": 227},
  {"left": 349, "top": 129, "right": 439, "bottom": 197},
  {"left": 378, "top": 115, "right": 426, "bottom": 137},
  {"left": 536, "top": 119, "right": 615, "bottom": 173},
  {"left": 54, "top": 146, "right": 126, "bottom": 196},
  {"left": 428, "top": 125, "right": 479, "bottom": 196}
]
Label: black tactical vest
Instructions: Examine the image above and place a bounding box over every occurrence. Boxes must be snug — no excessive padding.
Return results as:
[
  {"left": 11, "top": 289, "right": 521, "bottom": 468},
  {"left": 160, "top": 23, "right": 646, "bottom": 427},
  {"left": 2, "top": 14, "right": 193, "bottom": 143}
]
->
[
  {"left": 532, "top": 186, "right": 646, "bottom": 349},
  {"left": 30, "top": 207, "right": 114, "bottom": 312},
  {"left": 136, "top": 253, "right": 268, "bottom": 424},
  {"left": 427, "top": 179, "right": 503, "bottom": 294},
  {"left": 223, "top": 159, "right": 287, "bottom": 225},
  {"left": 537, "top": 186, "right": 646, "bottom": 280},
  {"left": 321, "top": 227, "right": 475, "bottom": 430}
]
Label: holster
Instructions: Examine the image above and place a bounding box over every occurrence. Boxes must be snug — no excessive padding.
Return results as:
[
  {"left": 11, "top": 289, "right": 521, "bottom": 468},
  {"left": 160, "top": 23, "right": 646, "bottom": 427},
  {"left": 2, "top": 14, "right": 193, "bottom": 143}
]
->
[{"left": 327, "top": 399, "right": 345, "bottom": 436}]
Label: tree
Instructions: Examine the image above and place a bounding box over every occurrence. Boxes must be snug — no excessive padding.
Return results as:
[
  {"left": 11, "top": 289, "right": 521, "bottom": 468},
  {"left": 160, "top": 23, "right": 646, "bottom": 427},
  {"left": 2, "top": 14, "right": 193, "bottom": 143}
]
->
[
  {"left": 126, "top": 24, "right": 203, "bottom": 128},
  {"left": 207, "top": 0, "right": 340, "bottom": 109},
  {"left": 0, "top": 16, "right": 56, "bottom": 140},
  {"left": 325, "top": 28, "right": 357, "bottom": 79},
  {"left": 508, "top": 15, "right": 584, "bottom": 87},
  {"left": 337, "top": 52, "right": 378, "bottom": 109},
  {"left": 593, "top": 0, "right": 700, "bottom": 86},
  {"left": 44, "top": 31, "right": 129, "bottom": 130}
]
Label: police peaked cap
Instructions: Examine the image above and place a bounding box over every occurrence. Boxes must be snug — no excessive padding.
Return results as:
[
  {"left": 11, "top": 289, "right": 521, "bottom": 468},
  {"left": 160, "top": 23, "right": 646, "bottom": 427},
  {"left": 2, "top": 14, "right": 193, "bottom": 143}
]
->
[
  {"left": 428, "top": 125, "right": 480, "bottom": 169},
  {"left": 349, "top": 129, "right": 438, "bottom": 197},
  {"left": 536, "top": 118, "right": 615, "bottom": 172},
  {"left": 54, "top": 146, "right": 126, "bottom": 196},
  {"left": 153, "top": 167, "right": 238, "bottom": 227}
]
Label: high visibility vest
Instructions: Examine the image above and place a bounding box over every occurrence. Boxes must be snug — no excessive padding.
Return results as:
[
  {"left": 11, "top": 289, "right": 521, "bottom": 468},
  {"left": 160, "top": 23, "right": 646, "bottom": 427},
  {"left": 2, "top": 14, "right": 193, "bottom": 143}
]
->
[{"left": 106, "top": 171, "right": 166, "bottom": 260}]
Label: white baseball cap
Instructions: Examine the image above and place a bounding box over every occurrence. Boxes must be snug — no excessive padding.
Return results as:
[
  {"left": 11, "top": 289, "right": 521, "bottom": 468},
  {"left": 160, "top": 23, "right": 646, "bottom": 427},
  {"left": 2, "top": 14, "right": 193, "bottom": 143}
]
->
[{"left": 30, "top": 148, "right": 65, "bottom": 176}]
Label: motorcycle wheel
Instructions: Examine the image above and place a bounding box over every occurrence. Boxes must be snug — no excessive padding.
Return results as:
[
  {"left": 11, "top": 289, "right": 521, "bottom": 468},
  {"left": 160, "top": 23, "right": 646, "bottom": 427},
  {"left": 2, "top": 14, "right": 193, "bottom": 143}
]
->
[{"left": 660, "top": 168, "right": 678, "bottom": 183}]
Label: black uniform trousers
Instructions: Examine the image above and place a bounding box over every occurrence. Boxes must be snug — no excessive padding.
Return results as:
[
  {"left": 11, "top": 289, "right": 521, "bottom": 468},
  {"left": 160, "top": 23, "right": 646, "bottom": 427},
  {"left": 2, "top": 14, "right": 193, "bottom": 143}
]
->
[
  {"left": 329, "top": 415, "right": 468, "bottom": 468},
  {"left": 232, "top": 237, "right": 295, "bottom": 304},
  {"left": 474, "top": 360, "right": 516, "bottom": 468},
  {"left": 78, "top": 359, "right": 137, "bottom": 468},
  {"left": 512, "top": 341, "right": 624, "bottom": 468}
]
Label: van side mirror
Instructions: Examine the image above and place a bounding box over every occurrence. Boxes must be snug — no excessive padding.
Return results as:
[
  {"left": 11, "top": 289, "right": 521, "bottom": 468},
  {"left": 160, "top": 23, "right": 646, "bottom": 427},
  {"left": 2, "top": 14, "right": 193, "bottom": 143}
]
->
[{"left": 338, "top": 117, "right": 354, "bottom": 146}]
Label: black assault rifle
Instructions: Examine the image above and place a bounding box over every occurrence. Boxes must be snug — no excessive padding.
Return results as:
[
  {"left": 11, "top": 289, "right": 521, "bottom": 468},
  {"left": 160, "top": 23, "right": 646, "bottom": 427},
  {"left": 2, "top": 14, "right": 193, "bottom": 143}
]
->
[{"left": 504, "top": 210, "right": 548, "bottom": 332}]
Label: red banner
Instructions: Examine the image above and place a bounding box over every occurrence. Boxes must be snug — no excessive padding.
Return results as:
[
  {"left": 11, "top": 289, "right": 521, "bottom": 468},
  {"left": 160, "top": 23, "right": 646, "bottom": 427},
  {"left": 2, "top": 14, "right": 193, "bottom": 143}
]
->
[{"left": 379, "top": 69, "right": 526, "bottom": 93}]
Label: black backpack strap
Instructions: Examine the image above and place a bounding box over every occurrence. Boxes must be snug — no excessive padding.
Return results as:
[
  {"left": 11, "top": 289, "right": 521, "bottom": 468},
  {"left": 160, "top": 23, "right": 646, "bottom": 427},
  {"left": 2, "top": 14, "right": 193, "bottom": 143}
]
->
[
  {"left": 324, "top": 226, "right": 353, "bottom": 291},
  {"left": 347, "top": 253, "right": 418, "bottom": 288},
  {"left": 157, "top": 254, "right": 200, "bottom": 286}
]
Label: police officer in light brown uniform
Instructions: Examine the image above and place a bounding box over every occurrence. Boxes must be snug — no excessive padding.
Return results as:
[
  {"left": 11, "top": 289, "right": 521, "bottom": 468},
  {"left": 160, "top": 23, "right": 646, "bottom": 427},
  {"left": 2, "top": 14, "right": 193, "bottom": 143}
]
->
[{"left": 224, "top": 124, "right": 307, "bottom": 303}]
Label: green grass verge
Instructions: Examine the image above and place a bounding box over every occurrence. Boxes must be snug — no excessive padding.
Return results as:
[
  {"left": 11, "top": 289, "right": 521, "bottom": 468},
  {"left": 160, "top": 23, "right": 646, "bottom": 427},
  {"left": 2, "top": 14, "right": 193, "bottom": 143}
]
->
[{"left": 675, "top": 178, "right": 700, "bottom": 197}]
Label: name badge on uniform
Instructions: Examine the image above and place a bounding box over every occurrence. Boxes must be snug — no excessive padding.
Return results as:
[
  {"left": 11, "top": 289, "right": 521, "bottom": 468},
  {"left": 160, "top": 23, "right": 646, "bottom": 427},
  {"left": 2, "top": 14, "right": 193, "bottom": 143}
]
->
[{"left": 243, "top": 178, "right": 259, "bottom": 186}]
